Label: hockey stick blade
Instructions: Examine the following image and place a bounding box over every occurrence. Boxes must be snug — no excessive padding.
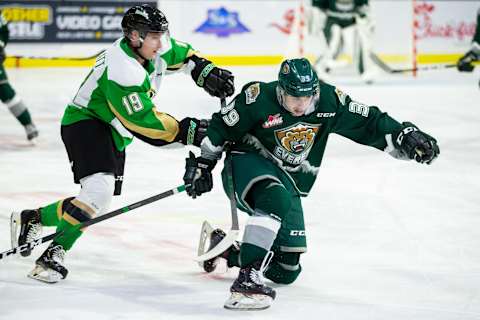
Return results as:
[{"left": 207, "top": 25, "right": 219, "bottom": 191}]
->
[
  {"left": 195, "top": 230, "right": 239, "bottom": 262},
  {"left": 0, "top": 233, "right": 57, "bottom": 261},
  {"left": 1, "top": 185, "right": 186, "bottom": 261}
]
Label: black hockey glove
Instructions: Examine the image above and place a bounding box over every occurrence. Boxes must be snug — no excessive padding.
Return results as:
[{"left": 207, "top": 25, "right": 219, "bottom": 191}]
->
[
  {"left": 394, "top": 122, "right": 440, "bottom": 165},
  {"left": 183, "top": 151, "right": 217, "bottom": 198},
  {"left": 457, "top": 50, "right": 478, "bottom": 72},
  {"left": 188, "top": 55, "right": 235, "bottom": 98},
  {"left": 176, "top": 117, "right": 209, "bottom": 147}
]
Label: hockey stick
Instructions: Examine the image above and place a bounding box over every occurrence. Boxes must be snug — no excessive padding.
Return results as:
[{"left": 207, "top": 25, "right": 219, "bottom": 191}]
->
[
  {"left": 388, "top": 64, "right": 456, "bottom": 74},
  {"left": 369, "top": 53, "right": 457, "bottom": 74},
  {"left": 195, "top": 98, "right": 240, "bottom": 262},
  {"left": 7, "top": 50, "right": 104, "bottom": 61},
  {"left": 1, "top": 185, "right": 186, "bottom": 261}
]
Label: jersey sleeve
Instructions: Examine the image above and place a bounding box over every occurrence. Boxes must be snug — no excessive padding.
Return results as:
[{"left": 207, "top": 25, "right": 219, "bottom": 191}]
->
[
  {"left": 206, "top": 83, "right": 260, "bottom": 147},
  {"left": 160, "top": 37, "right": 196, "bottom": 71},
  {"left": 330, "top": 87, "right": 403, "bottom": 151},
  {"left": 104, "top": 76, "right": 179, "bottom": 144}
]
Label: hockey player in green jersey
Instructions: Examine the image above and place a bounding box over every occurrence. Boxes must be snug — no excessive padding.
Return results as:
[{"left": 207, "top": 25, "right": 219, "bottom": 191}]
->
[
  {"left": 10, "top": 4, "right": 234, "bottom": 283},
  {"left": 310, "top": 0, "right": 378, "bottom": 83},
  {"left": 457, "top": 8, "right": 480, "bottom": 87},
  {"left": 183, "top": 58, "right": 439, "bottom": 310},
  {"left": 0, "top": 10, "right": 39, "bottom": 141}
]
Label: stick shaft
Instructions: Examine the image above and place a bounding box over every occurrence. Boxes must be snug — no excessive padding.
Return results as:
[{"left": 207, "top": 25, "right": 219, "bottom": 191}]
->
[{"left": 0, "top": 185, "right": 185, "bottom": 261}]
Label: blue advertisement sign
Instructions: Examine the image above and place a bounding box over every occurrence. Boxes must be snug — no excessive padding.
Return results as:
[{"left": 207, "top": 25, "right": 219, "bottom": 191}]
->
[{"left": 195, "top": 7, "right": 250, "bottom": 38}]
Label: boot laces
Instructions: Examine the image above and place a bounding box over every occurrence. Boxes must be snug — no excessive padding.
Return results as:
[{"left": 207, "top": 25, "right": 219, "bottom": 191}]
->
[
  {"left": 249, "top": 251, "right": 274, "bottom": 286},
  {"left": 26, "top": 221, "right": 42, "bottom": 242},
  {"left": 50, "top": 245, "right": 66, "bottom": 264}
]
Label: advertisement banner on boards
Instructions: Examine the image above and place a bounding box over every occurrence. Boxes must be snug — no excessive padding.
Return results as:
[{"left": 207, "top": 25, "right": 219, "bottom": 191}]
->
[{"left": 0, "top": 1, "right": 156, "bottom": 43}]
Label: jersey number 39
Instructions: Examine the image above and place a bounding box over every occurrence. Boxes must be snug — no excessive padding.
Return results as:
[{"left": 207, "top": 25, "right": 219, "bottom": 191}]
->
[{"left": 221, "top": 101, "right": 239, "bottom": 126}]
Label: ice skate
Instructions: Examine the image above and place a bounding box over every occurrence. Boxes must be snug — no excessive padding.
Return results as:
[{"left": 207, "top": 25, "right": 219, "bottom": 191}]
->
[
  {"left": 24, "top": 123, "right": 39, "bottom": 143},
  {"left": 224, "top": 253, "right": 275, "bottom": 311},
  {"left": 10, "top": 209, "right": 42, "bottom": 257},
  {"left": 28, "top": 242, "right": 68, "bottom": 283},
  {"left": 197, "top": 221, "right": 239, "bottom": 273}
]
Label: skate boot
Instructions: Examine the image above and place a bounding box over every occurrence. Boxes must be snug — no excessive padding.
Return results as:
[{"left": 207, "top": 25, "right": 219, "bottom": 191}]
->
[
  {"left": 202, "top": 228, "right": 239, "bottom": 273},
  {"left": 24, "top": 123, "right": 39, "bottom": 142},
  {"left": 224, "top": 252, "right": 276, "bottom": 311},
  {"left": 28, "top": 242, "right": 68, "bottom": 283},
  {"left": 10, "top": 209, "right": 42, "bottom": 257}
]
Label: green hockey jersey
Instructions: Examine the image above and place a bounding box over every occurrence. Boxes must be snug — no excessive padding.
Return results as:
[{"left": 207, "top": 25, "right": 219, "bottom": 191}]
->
[
  {"left": 62, "top": 37, "right": 195, "bottom": 151},
  {"left": 206, "top": 81, "right": 404, "bottom": 196}
]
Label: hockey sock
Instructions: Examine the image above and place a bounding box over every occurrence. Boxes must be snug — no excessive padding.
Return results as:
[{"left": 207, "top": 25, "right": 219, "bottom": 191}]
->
[
  {"left": 0, "top": 85, "right": 33, "bottom": 126},
  {"left": 7, "top": 99, "right": 33, "bottom": 126},
  {"left": 39, "top": 197, "right": 74, "bottom": 227},
  {"left": 239, "top": 243, "right": 268, "bottom": 267},
  {"left": 239, "top": 180, "right": 293, "bottom": 267},
  {"left": 54, "top": 199, "right": 93, "bottom": 251},
  {"left": 226, "top": 248, "right": 240, "bottom": 268},
  {"left": 0, "top": 82, "right": 15, "bottom": 104},
  {"left": 16, "top": 109, "right": 33, "bottom": 126}
]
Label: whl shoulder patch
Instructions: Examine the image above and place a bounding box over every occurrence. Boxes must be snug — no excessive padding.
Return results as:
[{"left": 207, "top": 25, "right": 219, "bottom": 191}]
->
[
  {"left": 335, "top": 88, "right": 347, "bottom": 106},
  {"left": 245, "top": 83, "right": 260, "bottom": 104}
]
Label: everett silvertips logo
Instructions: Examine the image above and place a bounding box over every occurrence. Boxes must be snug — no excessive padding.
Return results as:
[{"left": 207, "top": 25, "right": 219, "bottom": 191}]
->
[{"left": 273, "top": 123, "right": 320, "bottom": 166}]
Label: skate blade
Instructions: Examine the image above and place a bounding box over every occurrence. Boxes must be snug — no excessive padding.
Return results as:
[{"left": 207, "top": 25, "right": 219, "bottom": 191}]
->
[
  {"left": 10, "top": 211, "right": 20, "bottom": 249},
  {"left": 28, "top": 265, "right": 62, "bottom": 284},
  {"left": 224, "top": 292, "right": 273, "bottom": 311},
  {"left": 197, "top": 221, "right": 214, "bottom": 268}
]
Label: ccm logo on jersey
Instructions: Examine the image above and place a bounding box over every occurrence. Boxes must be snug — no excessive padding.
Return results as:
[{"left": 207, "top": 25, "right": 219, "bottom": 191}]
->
[
  {"left": 316, "top": 112, "right": 336, "bottom": 118},
  {"left": 290, "top": 230, "right": 305, "bottom": 236}
]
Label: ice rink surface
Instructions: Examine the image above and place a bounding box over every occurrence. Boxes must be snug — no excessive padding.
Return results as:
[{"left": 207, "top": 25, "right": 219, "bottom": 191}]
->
[{"left": 0, "top": 65, "right": 479, "bottom": 320}]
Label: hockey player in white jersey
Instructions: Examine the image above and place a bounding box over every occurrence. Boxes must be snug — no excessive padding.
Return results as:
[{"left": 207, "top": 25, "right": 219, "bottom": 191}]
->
[{"left": 10, "top": 4, "right": 234, "bottom": 283}]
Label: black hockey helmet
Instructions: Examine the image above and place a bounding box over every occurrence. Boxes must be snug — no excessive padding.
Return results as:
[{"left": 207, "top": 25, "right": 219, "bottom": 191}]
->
[{"left": 121, "top": 4, "right": 168, "bottom": 39}]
